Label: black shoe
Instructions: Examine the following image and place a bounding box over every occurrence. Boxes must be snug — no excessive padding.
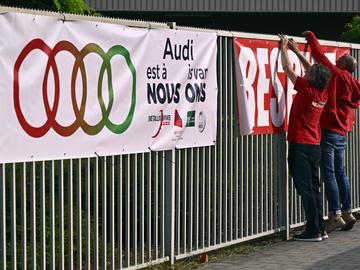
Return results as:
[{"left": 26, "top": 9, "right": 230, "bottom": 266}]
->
[{"left": 293, "top": 231, "right": 322, "bottom": 242}]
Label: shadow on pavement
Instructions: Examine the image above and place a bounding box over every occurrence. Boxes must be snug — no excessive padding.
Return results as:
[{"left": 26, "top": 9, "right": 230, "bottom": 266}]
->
[{"left": 308, "top": 246, "right": 360, "bottom": 270}]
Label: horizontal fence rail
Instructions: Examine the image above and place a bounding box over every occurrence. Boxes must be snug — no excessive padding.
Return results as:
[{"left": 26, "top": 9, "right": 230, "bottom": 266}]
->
[{"left": 0, "top": 6, "right": 360, "bottom": 269}]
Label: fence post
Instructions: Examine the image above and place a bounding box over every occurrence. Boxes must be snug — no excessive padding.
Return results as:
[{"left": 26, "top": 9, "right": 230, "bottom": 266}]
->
[
  {"left": 278, "top": 133, "right": 289, "bottom": 240},
  {"left": 0, "top": 164, "right": 5, "bottom": 270},
  {"left": 164, "top": 21, "right": 177, "bottom": 265},
  {"left": 164, "top": 150, "right": 175, "bottom": 264}
]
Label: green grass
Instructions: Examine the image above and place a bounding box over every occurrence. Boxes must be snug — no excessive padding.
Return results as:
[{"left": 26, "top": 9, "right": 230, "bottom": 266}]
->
[{"left": 147, "top": 236, "right": 280, "bottom": 270}]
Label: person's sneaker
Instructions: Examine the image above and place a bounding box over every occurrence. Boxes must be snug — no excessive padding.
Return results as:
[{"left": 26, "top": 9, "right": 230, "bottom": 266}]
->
[
  {"left": 326, "top": 214, "right": 345, "bottom": 233},
  {"left": 293, "top": 231, "right": 322, "bottom": 242},
  {"left": 341, "top": 212, "right": 356, "bottom": 231},
  {"left": 321, "top": 231, "right": 329, "bottom": 240}
]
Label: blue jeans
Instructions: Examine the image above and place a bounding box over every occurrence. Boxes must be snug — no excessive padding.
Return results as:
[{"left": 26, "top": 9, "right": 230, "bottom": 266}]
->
[
  {"left": 320, "top": 130, "right": 352, "bottom": 215},
  {"left": 288, "top": 142, "right": 325, "bottom": 234}
]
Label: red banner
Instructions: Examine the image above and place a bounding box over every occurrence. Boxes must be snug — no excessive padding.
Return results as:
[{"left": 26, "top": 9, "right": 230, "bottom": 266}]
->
[{"left": 233, "top": 38, "right": 349, "bottom": 135}]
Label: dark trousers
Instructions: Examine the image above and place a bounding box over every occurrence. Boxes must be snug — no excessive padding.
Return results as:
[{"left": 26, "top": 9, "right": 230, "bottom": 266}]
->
[{"left": 288, "top": 142, "right": 325, "bottom": 234}]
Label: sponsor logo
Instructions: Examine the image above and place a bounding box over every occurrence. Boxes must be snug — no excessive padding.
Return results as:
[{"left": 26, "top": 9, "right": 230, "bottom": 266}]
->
[
  {"left": 198, "top": 111, "right": 206, "bottom": 133},
  {"left": 186, "top": 111, "right": 195, "bottom": 127},
  {"left": 149, "top": 110, "right": 171, "bottom": 138},
  {"left": 174, "top": 109, "right": 183, "bottom": 128},
  {"left": 14, "top": 39, "right": 136, "bottom": 137}
]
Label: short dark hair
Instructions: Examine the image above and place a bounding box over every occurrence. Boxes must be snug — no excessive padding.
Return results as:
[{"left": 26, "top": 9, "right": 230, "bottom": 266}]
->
[
  {"left": 343, "top": 55, "right": 357, "bottom": 73},
  {"left": 308, "top": 64, "right": 331, "bottom": 90}
]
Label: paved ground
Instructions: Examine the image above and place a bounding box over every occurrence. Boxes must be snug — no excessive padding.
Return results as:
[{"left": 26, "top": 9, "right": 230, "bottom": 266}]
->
[{"left": 197, "top": 222, "right": 360, "bottom": 270}]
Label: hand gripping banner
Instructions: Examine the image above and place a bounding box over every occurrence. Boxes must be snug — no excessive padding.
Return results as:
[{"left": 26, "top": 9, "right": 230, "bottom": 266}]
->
[{"left": 0, "top": 12, "right": 217, "bottom": 162}]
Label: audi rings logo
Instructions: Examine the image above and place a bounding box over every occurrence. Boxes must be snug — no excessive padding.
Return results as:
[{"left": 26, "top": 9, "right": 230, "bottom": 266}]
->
[{"left": 13, "top": 38, "right": 136, "bottom": 138}]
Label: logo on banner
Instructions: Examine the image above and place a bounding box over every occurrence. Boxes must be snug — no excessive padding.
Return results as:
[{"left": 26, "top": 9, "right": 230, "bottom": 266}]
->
[
  {"left": 174, "top": 109, "right": 183, "bottom": 128},
  {"left": 149, "top": 110, "right": 171, "bottom": 138},
  {"left": 186, "top": 111, "right": 195, "bottom": 127},
  {"left": 198, "top": 111, "right": 206, "bottom": 133},
  {"left": 13, "top": 38, "right": 137, "bottom": 138}
]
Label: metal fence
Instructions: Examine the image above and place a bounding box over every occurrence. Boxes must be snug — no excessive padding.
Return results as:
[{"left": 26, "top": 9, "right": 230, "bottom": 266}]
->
[{"left": 0, "top": 7, "right": 360, "bottom": 269}]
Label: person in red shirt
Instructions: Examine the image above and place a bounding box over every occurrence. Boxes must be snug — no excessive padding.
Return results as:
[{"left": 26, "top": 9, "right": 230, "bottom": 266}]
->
[
  {"left": 279, "top": 34, "right": 331, "bottom": 241},
  {"left": 304, "top": 31, "right": 360, "bottom": 233}
]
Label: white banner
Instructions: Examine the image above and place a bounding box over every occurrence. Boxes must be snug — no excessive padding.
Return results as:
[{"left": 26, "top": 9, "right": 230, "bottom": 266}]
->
[{"left": 0, "top": 12, "right": 217, "bottom": 163}]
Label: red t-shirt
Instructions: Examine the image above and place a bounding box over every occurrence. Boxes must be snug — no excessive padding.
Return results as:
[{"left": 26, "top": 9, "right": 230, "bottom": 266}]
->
[
  {"left": 287, "top": 77, "right": 327, "bottom": 144},
  {"left": 307, "top": 32, "right": 360, "bottom": 135}
]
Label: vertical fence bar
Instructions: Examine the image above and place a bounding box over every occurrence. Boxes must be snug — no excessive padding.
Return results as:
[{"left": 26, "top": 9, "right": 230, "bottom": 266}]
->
[
  {"left": 280, "top": 135, "right": 290, "bottom": 239},
  {"left": 206, "top": 147, "right": 211, "bottom": 246},
  {"left": 133, "top": 154, "right": 138, "bottom": 267},
  {"left": 254, "top": 136, "right": 259, "bottom": 234},
  {"left": 270, "top": 135, "right": 275, "bottom": 229},
  {"left": 95, "top": 158, "right": 99, "bottom": 269},
  {"left": 165, "top": 150, "right": 175, "bottom": 264},
  {"left": 30, "top": 162, "right": 36, "bottom": 270},
  {"left": 21, "top": 164, "right": 27, "bottom": 270},
  {"left": 0, "top": 164, "right": 5, "bottom": 270},
  {"left": 86, "top": 158, "right": 91, "bottom": 269},
  {"left": 125, "top": 155, "right": 130, "bottom": 266},
  {"left": 223, "top": 37, "right": 229, "bottom": 243},
  {"left": 110, "top": 156, "right": 115, "bottom": 269},
  {"left": 76, "top": 159, "right": 82, "bottom": 270},
  {"left": 118, "top": 155, "right": 123, "bottom": 269},
  {"left": 182, "top": 151, "right": 187, "bottom": 253},
  {"left": 264, "top": 136, "right": 269, "bottom": 231},
  {"left": 239, "top": 136, "right": 243, "bottom": 238},
  {"left": 200, "top": 148, "right": 205, "bottom": 248},
  {"left": 59, "top": 160, "right": 64, "bottom": 270},
  {"left": 260, "top": 135, "right": 264, "bottom": 232},
  {"left": 228, "top": 38, "right": 234, "bottom": 241},
  {"left": 50, "top": 161, "right": 55, "bottom": 270},
  {"left": 140, "top": 153, "right": 145, "bottom": 264},
  {"left": 154, "top": 153, "right": 159, "bottom": 260},
  {"left": 160, "top": 152, "right": 166, "bottom": 259},
  {"left": 146, "top": 154, "right": 151, "bottom": 262},
  {"left": 244, "top": 136, "right": 249, "bottom": 237},
  {"left": 189, "top": 150, "right": 193, "bottom": 251},
  {"left": 68, "top": 159, "right": 74, "bottom": 270},
  {"left": 176, "top": 151, "right": 181, "bottom": 255},
  {"left": 11, "top": 164, "right": 17, "bottom": 270},
  {"left": 249, "top": 137, "right": 254, "bottom": 236},
  {"left": 102, "top": 157, "right": 107, "bottom": 270},
  {"left": 194, "top": 149, "right": 199, "bottom": 251},
  {"left": 218, "top": 37, "right": 223, "bottom": 244}
]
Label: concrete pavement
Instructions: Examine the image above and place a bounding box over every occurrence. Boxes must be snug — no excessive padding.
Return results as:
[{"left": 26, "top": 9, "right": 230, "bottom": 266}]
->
[{"left": 197, "top": 222, "right": 360, "bottom": 270}]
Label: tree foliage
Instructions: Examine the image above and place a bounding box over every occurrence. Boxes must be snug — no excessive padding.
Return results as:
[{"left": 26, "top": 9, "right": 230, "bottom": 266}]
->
[
  {"left": 0, "top": 0, "right": 95, "bottom": 14},
  {"left": 341, "top": 15, "right": 360, "bottom": 43}
]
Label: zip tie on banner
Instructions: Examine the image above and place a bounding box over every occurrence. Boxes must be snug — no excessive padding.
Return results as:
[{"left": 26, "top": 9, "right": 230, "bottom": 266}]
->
[
  {"left": 94, "top": 152, "right": 101, "bottom": 158},
  {"left": 58, "top": 12, "right": 66, "bottom": 22}
]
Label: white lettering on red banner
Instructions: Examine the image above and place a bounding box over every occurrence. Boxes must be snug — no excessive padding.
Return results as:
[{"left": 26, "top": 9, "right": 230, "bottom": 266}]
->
[{"left": 233, "top": 38, "right": 349, "bottom": 135}]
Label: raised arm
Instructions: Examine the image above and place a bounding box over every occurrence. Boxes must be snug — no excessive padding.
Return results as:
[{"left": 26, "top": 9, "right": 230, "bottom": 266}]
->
[
  {"left": 288, "top": 38, "right": 311, "bottom": 71},
  {"left": 303, "top": 31, "right": 336, "bottom": 72},
  {"left": 278, "top": 34, "right": 297, "bottom": 84}
]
